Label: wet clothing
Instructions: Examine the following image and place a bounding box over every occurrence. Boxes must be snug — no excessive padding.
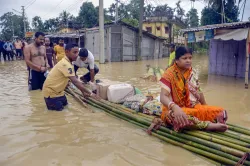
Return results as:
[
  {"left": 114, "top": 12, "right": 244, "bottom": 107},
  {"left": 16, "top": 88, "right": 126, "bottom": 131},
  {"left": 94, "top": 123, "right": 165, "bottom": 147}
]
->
[
  {"left": 43, "top": 57, "right": 75, "bottom": 98},
  {"left": 73, "top": 50, "right": 95, "bottom": 69},
  {"left": 43, "top": 56, "right": 75, "bottom": 111},
  {"left": 74, "top": 64, "right": 99, "bottom": 82},
  {"left": 16, "top": 49, "right": 22, "bottom": 58},
  {"left": 46, "top": 47, "right": 54, "bottom": 68},
  {"left": 73, "top": 50, "right": 99, "bottom": 82},
  {"left": 28, "top": 69, "right": 46, "bottom": 91},
  {"left": 54, "top": 45, "right": 65, "bottom": 62},
  {"left": 160, "top": 63, "right": 225, "bottom": 131},
  {"left": 44, "top": 95, "right": 68, "bottom": 111}
]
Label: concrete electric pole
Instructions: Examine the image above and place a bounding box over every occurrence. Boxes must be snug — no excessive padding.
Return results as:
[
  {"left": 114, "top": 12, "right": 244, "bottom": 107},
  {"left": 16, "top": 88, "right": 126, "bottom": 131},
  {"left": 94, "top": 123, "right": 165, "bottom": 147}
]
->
[
  {"left": 21, "top": 6, "right": 26, "bottom": 36},
  {"left": 115, "top": 0, "right": 119, "bottom": 23},
  {"left": 99, "top": 0, "right": 105, "bottom": 64},
  {"left": 137, "top": 0, "right": 144, "bottom": 61}
]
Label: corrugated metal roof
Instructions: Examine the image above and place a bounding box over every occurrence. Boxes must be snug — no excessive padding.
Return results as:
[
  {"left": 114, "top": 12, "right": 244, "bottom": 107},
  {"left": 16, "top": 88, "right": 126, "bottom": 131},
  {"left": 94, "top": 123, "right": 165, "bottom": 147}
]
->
[
  {"left": 45, "top": 32, "right": 84, "bottom": 38},
  {"left": 181, "top": 21, "right": 250, "bottom": 33}
]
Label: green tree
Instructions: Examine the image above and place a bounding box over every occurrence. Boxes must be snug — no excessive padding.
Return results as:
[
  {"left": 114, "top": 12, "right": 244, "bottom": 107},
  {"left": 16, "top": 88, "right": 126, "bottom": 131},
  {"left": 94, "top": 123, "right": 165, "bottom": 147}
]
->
[
  {"left": 0, "top": 12, "right": 29, "bottom": 40},
  {"left": 32, "top": 16, "right": 44, "bottom": 31},
  {"left": 122, "top": 18, "right": 139, "bottom": 27},
  {"left": 78, "top": 2, "right": 98, "bottom": 28},
  {"left": 44, "top": 18, "right": 60, "bottom": 32},
  {"left": 201, "top": 2, "right": 239, "bottom": 26},
  {"left": 186, "top": 8, "right": 199, "bottom": 27}
]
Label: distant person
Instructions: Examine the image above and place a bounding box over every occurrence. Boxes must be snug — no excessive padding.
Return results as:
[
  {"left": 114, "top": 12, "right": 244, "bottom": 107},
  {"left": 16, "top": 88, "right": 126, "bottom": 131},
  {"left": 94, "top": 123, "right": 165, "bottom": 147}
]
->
[
  {"left": 45, "top": 37, "right": 56, "bottom": 68},
  {"left": 168, "top": 44, "right": 176, "bottom": 68},
  {"left": 42, "top": 43, "right": 98, "bottom": 111},
  {"left": 73, "top": 48, "right": 99, "bottom": 83},
  {"left": 24, "top": 32, "right": 48, "bottom": 91},
  {"left": 3, "top": 41, "right": 14, "bottom": 61},
  {"left": 14, "top": 38, "right": 23, "bottom": 60},
  {"left": 54, "top": 38, "right": 65, "bottom": 62},
  {"left": 0, "top": 40, "right": 4, "bottom": 60}
]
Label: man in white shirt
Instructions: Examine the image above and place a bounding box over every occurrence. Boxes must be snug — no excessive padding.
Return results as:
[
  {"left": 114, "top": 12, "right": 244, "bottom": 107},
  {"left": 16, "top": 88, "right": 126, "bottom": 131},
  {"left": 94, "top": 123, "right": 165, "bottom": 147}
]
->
[{"left": 73, "top": 48, "right": 99, "bottom": 83}]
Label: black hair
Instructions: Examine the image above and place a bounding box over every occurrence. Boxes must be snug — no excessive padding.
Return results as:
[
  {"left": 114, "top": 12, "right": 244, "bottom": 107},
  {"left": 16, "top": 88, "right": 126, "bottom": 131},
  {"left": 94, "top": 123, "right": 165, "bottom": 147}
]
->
[
  {"left": 169, "top": 44, "right": 175, "bottom": 48},
  {"left": 79, "top": 48, "right": 88, "bottom": 57},
  {"left": 65, "top": 43, "right": 78, "bottom": 51},
  {"left": 58, "top": 38, "right": 64, "bottom": 41},
  {"left": 175, "top": 46, "right": 192, "bottom": 60},
  {"left": 34, "top": 32, "right": 45, "bottom": 38}
]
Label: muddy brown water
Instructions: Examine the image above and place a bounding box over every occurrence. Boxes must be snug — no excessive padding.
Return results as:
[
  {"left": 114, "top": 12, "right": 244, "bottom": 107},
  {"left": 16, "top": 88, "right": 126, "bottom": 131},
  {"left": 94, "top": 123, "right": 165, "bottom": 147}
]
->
[{"left": 0, "top": 55, "right": 249, "bottom": 166}]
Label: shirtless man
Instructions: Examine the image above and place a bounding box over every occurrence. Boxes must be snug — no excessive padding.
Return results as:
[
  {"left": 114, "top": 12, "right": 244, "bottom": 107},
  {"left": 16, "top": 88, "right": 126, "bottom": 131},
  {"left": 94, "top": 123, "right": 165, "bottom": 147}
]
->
[{"left": 24, "top": 32, "right": 48, "bottom": 91}]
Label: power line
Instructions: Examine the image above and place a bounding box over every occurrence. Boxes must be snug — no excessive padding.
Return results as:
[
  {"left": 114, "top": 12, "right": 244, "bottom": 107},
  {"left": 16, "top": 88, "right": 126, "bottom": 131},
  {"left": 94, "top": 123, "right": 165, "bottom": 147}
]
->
[
  {"left": 25, "top": 0, "right": 36, "bottom": 9},
  {"left": 42, "top": 0, "right": 65, "bottom": 19}
]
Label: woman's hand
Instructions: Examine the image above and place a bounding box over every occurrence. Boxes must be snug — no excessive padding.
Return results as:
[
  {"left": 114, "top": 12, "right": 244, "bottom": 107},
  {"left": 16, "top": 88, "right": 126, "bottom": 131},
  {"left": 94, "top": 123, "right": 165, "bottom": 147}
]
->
[{"left": 172, "top": 105, "right": 193, "bottom": 128}]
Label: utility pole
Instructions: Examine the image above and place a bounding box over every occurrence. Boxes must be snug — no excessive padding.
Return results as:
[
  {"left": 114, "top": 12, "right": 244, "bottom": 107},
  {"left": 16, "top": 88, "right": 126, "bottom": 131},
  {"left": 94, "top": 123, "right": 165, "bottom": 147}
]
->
[
  {"left": 241, "top": 0, "right": 247, "bottom": 21},
  {"left": 11, "top": 16, "right": 14, "bottom": 39},
  {"left": 137, "top": 0, "right": 144, "bottom": 61},
  {"left": 115, "top": 0, "right": 119, "bottom": 23},
  {"left": 99, "top": 0, "right": 105, "bottom": 64},
  {"left": 21, "top": 6, "right": 26, "bottom": 36}
]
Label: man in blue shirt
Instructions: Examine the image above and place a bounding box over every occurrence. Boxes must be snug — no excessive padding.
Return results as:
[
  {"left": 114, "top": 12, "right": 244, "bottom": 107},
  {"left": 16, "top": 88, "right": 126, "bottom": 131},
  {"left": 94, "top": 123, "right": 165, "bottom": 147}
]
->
[
  {"left": 0, "top": 40, "right": 4, "bottom": 61},
  {"left": 3, "top": 41, "right": 14, "bottom": 61}
]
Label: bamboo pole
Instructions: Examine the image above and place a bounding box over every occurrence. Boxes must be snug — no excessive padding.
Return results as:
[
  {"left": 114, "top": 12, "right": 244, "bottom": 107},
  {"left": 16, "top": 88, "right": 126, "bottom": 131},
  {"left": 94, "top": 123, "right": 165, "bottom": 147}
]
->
[
  {"left": 245, "top": 29, "right": 249, "bottom": 89},
  {"left": 227, "top": 123, "right": 250, "bottom": 132},
  {"left": 86, "top": 97, "right": 246, "bottom": 158},
  {"left": 69, "top": 88, "right": 249, "bottom": 162},
  {"left": 86, "top": 100, "right": 241, "bottom": 165},
  {"left": 228, "top": 124, "right": 250, "bottom": 137},
  {"left": 184, "top": 131, "right": 250, "bottom": 152},
  {"left": 104, "top": 109, "right": 239, "bottom": 165},
  {"left": 195, "top": 131, "right": 250, "bottom": 147}
]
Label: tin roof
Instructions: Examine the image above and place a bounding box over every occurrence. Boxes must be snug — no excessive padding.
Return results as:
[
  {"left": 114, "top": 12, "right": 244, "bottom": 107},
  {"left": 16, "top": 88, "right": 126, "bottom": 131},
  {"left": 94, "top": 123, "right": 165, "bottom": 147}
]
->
[{"left": 181, "top": 21, "right": 250, "bottom": 33}]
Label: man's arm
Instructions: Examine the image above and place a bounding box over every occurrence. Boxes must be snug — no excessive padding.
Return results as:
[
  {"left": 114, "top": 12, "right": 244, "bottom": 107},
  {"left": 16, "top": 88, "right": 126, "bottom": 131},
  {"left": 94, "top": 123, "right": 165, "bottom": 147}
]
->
[
  {"left": 24, "top": 46, "right": 45, "bottom": 72},
  {"left": 90, "top": 69, "right": 95, "bottom": 82},
  {"left": 44, "top": 47, "right": 49, "bottom": 68},
  {"left": 52, "top": 49, "right": 57, "bottom": 65},
  {"left": 69, "top": 76, "right": 92, "bottom": 96}
]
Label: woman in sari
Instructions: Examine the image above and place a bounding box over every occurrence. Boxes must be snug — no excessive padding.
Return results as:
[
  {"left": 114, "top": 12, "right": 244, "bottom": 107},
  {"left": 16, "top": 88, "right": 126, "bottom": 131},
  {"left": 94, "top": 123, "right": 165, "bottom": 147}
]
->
[{"left": 160, "top": 47, "right": 228, "bottom": 132}]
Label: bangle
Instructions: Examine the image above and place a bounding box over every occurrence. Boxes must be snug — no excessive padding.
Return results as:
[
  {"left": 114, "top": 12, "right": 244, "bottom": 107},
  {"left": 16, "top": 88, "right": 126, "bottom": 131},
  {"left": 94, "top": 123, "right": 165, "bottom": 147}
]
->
[
  {"left": 168, "top": 101, "right": 175, "bottom": 109},
  {"left": 169, "top": 103, "right": 176, "bottom": 110}
]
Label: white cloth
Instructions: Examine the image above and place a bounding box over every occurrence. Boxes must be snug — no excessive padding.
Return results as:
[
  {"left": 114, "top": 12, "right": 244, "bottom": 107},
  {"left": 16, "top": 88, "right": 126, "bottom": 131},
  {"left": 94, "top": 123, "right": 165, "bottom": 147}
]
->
[
  {"left": 214, "top": 28, "right": 249, "bottom": 41},
  {"left": 73, "top": 50, "right": 95, "bottom": 69}
]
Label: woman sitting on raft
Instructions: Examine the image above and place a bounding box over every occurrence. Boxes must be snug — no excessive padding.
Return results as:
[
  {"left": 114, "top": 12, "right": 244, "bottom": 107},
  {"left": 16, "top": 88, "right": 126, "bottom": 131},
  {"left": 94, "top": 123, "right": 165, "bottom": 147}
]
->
[{"left": 160, "top": 46, "right": 228, "bottom": 132}]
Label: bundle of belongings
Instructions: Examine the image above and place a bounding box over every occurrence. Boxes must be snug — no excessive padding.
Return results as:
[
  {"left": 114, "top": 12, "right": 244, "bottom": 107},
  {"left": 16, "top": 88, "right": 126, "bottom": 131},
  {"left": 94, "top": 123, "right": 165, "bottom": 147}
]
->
[
  {"left": 95, "top": 79, "right": 162, "bottom": 116},
  {"left": 123, "top": 92, "right": 162, "bottom": 116}
]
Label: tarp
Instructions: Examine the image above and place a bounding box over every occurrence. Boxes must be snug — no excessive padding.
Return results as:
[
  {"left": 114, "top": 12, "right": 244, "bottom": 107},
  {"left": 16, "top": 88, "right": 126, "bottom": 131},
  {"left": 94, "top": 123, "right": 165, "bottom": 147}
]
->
[{"left": 214, "top": 28, "right": 249, "bottom": 41}]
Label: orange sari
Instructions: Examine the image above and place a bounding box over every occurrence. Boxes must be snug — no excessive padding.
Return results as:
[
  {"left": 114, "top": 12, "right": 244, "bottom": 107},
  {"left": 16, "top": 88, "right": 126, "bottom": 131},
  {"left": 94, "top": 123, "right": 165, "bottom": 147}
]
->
[{"left": 160, "top": 63, "right": 225, "bottom": 125}]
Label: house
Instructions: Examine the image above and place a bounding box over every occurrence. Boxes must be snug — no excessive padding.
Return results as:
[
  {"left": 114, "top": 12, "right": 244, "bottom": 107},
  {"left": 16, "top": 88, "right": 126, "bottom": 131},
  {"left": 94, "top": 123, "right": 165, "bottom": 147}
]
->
[
  {"left": 181, "top": 21, "right": 250, "bottom": 89},
  {"left": 84, "top": 21, "right": 165, "bottom": 62},
  {"left": 143, "top": 17, "right": 185, "bottom": 44},
  {"left": 45, "top": 31, "right": 85, "bottom": 47}
]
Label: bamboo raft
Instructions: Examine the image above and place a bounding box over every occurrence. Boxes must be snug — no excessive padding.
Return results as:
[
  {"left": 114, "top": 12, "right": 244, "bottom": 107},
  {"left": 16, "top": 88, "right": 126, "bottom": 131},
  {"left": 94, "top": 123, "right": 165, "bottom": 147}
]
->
[{"left": 66, "top": 87, "right": 250, "bottom": 166}]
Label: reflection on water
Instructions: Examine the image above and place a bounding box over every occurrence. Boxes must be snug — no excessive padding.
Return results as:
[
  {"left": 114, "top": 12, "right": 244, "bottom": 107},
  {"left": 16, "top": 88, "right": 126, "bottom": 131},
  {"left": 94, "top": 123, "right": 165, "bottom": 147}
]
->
[{"left": 0, "top": 54, "right": 249, "bottom": 166}]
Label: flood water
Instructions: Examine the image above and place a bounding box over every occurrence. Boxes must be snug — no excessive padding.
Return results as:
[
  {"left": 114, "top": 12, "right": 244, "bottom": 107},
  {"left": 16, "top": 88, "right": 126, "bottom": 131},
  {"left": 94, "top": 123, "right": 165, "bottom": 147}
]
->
[{"left": 0, "top": 54, "right": 250, "bottom": 166}]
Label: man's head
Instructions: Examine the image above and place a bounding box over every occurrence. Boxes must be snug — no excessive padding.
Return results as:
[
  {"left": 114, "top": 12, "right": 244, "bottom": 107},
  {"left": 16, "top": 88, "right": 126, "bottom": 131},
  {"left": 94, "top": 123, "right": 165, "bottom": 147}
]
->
[
  {"left": 45, "top": 37, "right": 50, "bottom": 46},
  {"left": 79, "top": 48, "right": 88, "bottom": 61},
  {"left": 175, "top": 46, "right": 192, "bottom": 70},
  {"left": 58, "top": 38, "right": 64, "bottom": 46},
  {"left": 169, "top": 44, "right": 175, "bottom": 53},
  {"left": 65, "top": 43, "right": 79, "bottom": 62},
  {"left": 34, "top": 32, "right": 45, "bottom": 46}
]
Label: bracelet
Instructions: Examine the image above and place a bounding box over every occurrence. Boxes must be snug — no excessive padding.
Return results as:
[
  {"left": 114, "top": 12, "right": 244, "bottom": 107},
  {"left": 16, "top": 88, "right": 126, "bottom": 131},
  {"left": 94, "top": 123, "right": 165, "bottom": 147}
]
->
[
  {"left": 168, "top": 101, "right": 175, "bottom": 109},
  {"left": 169, "top": 103, "right": 176, "bottom": 110}
]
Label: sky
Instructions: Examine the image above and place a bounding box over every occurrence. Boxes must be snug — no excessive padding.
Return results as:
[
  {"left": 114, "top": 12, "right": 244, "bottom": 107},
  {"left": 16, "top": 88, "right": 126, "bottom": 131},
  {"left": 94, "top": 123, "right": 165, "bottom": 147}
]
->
[{"left": 0, "top": 0, "right": 249, "bottom": 26}]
